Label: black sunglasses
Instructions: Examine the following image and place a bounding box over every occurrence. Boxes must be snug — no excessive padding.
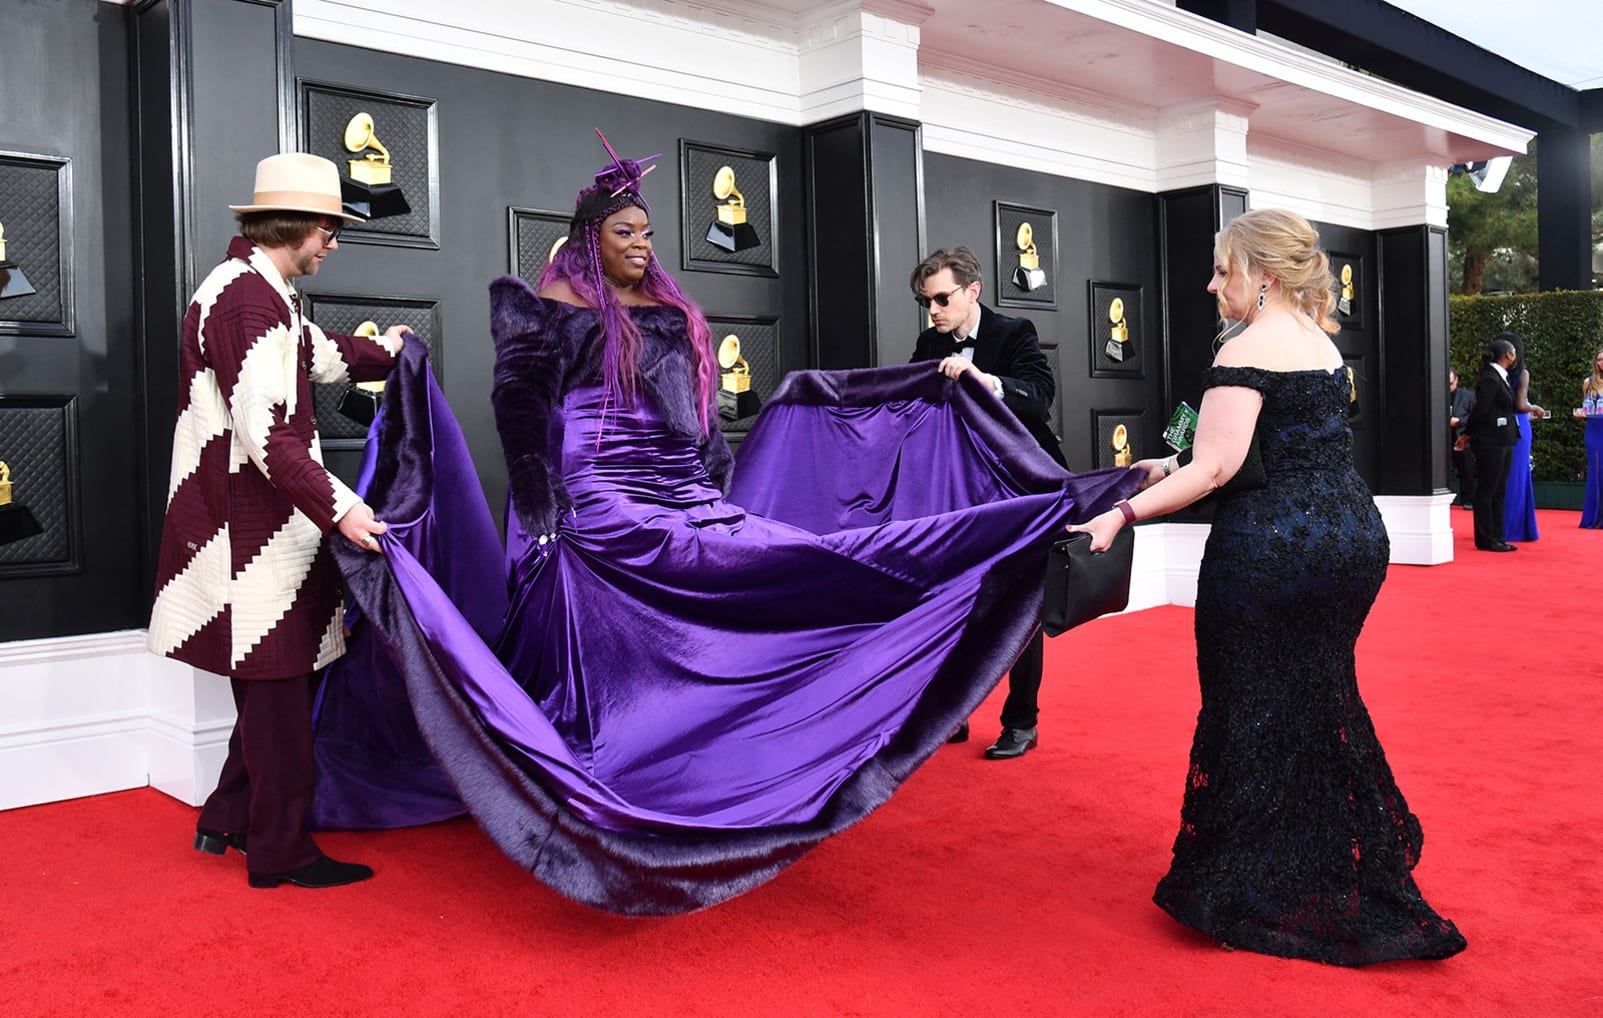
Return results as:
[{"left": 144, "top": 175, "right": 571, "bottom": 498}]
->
[{"left": 915, "top": 285, "right": 966, "bottom": 310}]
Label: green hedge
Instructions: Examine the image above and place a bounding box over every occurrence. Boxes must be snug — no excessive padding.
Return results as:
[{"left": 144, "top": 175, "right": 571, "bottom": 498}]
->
[{"left": 1448, "top": 291, "right": 1603, "bottom": 482}]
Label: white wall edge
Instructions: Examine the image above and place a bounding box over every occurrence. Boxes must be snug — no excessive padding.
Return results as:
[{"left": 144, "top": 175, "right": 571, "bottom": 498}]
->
[
  {"left": 0, "top": 496, "right": 1446, "bottom": 812},
  {"left": 0, "top": 631, "right": 236, "bottom": 812},
  {"left": 1376, "top": 492, "right": 1457, "bottom": 565}
]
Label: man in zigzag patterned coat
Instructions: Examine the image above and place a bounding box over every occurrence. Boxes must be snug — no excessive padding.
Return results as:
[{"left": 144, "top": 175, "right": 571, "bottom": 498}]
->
[{"left": 148, "top": 153, "right": 409, "bottom": 891}]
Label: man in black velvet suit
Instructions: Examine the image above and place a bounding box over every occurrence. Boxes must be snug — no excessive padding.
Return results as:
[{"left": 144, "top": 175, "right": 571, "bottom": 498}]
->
[
  {"left": 909, "top": 246, "right": 1065, "bottom": 759},
  {"left": 1448, "top": 368, "right": 1476, "bottom": 509},
  {"left": 1461, "top": 338, "right": 1520, "bottom": 551}
]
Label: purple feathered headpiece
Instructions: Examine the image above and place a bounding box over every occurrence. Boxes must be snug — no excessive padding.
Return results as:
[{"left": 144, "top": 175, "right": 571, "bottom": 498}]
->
[{"left": 570, "top": 129, "right": 659, "bottom": 229}]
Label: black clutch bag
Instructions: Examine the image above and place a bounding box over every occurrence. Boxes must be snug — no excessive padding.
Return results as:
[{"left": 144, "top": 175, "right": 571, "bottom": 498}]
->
[{"left": 1041, "top": 526, "right": 1134, "bottom": 637}]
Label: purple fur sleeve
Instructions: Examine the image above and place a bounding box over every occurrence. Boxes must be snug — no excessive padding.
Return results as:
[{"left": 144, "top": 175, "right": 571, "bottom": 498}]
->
[
  {"left": 490, "top": 276, "right": 573, "bottom": 535},
  {"left": 699, "top": 422, "right": 734, "bottom": 493}
]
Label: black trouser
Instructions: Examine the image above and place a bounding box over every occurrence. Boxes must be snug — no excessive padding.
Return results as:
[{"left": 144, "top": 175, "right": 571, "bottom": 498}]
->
[
  {"left": 1471, "top": 441, "right": 1513, "bottom": 548},
  {"left": 998, "top": 626, "right": 1045, "bottom": 731},
  {"left": 1451, "top": 443, "right": 1477, "bottom": 504},
  {"left": 197, "top": 672, "right": 322, "bottom": 875}
]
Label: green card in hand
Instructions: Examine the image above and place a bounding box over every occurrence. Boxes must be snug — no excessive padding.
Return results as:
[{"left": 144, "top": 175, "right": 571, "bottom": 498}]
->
[{"left": 1163, "top": 402, "right": 1199, "bottom": 451}]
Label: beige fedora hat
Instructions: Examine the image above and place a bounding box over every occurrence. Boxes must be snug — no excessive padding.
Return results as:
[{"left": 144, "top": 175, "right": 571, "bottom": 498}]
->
[{"left": 229, "top": 152, "right": 365, "bottom": 222}]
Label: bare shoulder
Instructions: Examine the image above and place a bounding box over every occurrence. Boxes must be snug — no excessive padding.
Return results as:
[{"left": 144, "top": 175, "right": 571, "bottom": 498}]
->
[
  {"left": 1211, "top": 326, "right": 1276, "bottom": 368},
  {"left": 1214, "top": 315, "right": 1341, "bottom": 372},
  {"left": 536, "top": 279, "right": 589, "bottom": 307}
]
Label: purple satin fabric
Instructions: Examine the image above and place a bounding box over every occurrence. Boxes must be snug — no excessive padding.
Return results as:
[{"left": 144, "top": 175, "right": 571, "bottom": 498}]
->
[{"left": 313, "top": 342, "right": 1139, "bottom": 913}]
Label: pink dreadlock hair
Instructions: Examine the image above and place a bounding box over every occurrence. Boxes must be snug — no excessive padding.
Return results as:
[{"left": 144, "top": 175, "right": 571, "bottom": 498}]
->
[{"left": 537, "top": 135, "right": 718, "bottom": 436}]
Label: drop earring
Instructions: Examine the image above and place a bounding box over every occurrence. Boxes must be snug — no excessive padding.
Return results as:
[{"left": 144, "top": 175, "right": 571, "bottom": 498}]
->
[{"left": 1257, "top": 282, "right": 1267, "bottom": 311}]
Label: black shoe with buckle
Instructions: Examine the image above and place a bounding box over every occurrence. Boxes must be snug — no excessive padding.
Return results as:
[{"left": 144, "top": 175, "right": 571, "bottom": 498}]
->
[
  {"left": 194, "top": 827, "right": 247, "bottom": 856},
  {"left": 984, "top": 727, "right": 1039, "bottom": 759}
]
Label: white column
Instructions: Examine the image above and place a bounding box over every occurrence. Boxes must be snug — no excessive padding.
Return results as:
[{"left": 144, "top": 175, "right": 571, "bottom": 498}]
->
[
  {"left": 1371, "top": 160, "right": 1450, "bottom": 230},
  {"left": 798, "top": 0, "right": 930, "bottom": 122},
  {"left": 1154, "top": 98, "right": 1255, "bottom": 191}
]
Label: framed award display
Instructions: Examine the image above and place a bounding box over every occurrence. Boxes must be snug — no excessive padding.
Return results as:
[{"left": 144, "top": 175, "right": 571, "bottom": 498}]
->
[
  {"left": 0, "top": 394, "right": 80, "bottom": 576},
  {"left": 508, "top": 206, "right": 571, "bottom": 287},
  {"left": 0, "top": 150, "right": 73, "bottom": 337},
  {"left": 994, "top": 202, "right": 1057, "bottom": 310},
  {"left": 680, "top": 141, "right": 778, "bottom": 277},
  {"left": 1328, "top": 252, "right": 1364, "bottom": 330},
  {"left": 300, "top": 293, "right": 442, "bottom": 449},
  {"left": 299, "top": 80, "right": 440, "bottom": 248},
  {"left": 1088, "top": 281, "right": 1143, "bottom": 379},
  {"left": 1092, "top": 409, "right": 1145, "bottom": 471},
  {"left": 705, "top": 314, "right": 780, "bottom": 431}
]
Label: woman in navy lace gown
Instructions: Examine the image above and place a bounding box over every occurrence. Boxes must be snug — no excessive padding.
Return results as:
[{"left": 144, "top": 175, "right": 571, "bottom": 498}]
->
[{"left": 1068, "top": 209, "right": 1465, "bottom": 965}]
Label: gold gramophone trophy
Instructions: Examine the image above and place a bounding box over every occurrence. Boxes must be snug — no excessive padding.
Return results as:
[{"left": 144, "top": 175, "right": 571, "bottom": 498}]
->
[
  {"left": 706, "top": 166, "right": 760, "bottom": 253},
  {"left": 0, "top": 221, "right": 39, "bottom": 300},
  {"left": 335, "top": 321, "right": 389, "bottom": 427},
  {"left": 1110, "top": 424, "right": 1133, "bottom": 467},
  {"left": 340, "top": 112, "right": 411, "bottom": 219},
  {"left": 1011, "top": 222, "right": 1046, "bottom": 292},
  {"left": 716, "top": 334, "right": 761, "bottom": 420},
  {"left": 1337, "top": 264, "right": 1354, "bottom": 316},
  {"left": 1105, "top": 297, "right": 1133, "bottom": 363},
  {"left": 0, "top": 460, "right": 45, "bottom": 546}
]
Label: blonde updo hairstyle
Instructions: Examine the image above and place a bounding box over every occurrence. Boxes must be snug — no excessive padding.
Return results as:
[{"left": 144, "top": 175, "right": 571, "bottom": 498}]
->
[{"left": 1215, "top": 208, "right": 1340, "bottom": 335}]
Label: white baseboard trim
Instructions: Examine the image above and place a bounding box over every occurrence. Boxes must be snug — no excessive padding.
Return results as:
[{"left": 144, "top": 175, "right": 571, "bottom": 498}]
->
[
  {"left": 1376, "top": 493, "right": 1457, "bottom": 565},
  {"left": 0, "top": 496, "right": 1448, "bottom": 812},
  {"left": 0, "top": 631, "right": 235, "bottom": 812}
]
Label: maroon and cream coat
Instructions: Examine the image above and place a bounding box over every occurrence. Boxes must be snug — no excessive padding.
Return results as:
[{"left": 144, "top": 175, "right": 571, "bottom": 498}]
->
[{"left": 148, "top": 237, "right": 401, "bottom": 679}]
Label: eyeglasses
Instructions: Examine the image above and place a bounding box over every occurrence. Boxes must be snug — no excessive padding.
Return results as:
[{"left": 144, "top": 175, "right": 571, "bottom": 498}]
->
[
  {"left": 915, "top": 285, "right": 967, "bottom": 310},
  {"left": 315, "top": 225, "right": 341, "bottom": 244}
]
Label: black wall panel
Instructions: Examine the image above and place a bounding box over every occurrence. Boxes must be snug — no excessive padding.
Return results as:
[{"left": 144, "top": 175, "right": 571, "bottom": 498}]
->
[
  {"left": 0, "top": 4, "right": 139, "bottom": 640},
  {"left": 1309, "top": 219, "right": 1380, "bottom": 484},
  {"left": 806, "top": 116, "right": 875, "bottom": 370},
  {"left": 922, "top": 153, "right": 1164, "bottom": 470},
  {"left": 1377, "top": 224, "right": 1450, "bottom": 496},
  {"left": 293, "top": 40, "right": 810, "bottom": 516}
]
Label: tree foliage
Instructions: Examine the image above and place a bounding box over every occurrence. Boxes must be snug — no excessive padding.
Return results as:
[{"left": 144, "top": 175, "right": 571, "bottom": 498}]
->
[
  {"left": 1447, "top": 147, "right": 1539, "bottom": 295},
  {"left": 1449, "top": 289, "right": 1603, "bottom": 481},
  {"left": 1447, "top": 136, "right": 1603, "bottom": 296}
]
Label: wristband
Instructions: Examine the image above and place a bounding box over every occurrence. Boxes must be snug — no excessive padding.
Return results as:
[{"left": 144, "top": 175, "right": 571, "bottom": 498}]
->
[
  {"left": 1114, "top": 500, "right": 1136, "bottom": 525},
  {"left": 1161, "top": 456, "right": 1175, "bottom": 477}
]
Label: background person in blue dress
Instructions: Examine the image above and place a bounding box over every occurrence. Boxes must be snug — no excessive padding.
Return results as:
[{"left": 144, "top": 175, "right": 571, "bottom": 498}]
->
[
  {"left": 1578, "top": 348, "right": 1603, "bottom": 529},
  {"left": 1500, "top": 332, "right": 1546, "bottom": 543}
]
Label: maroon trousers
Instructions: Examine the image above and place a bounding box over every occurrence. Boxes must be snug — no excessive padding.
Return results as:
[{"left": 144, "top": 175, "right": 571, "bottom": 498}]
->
[{"left": 197, "top": 673, "right": 322, "bottom": 875}]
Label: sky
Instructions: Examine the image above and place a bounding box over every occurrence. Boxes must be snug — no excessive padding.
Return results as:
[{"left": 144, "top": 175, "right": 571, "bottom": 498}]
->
[{"left": 1384, "top": 0, "right": 1603, "bottom": 88}]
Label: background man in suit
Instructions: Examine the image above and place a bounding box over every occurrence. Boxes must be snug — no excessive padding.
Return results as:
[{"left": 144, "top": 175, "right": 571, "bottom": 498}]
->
[
  {"left": 909, "top": 246, "right": 1064, "bottom": 760},
  {"left": 1449, "top": 368, "right": 1476, "bottom": 508},
  {"left": 1459, "top": 337, "right": 1520, "bottom": 551}
]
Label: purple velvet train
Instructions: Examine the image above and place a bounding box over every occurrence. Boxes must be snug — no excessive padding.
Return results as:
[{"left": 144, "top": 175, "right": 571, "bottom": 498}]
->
[{"left": 310, "top": 276, "right": 1140, "bottom": 914}]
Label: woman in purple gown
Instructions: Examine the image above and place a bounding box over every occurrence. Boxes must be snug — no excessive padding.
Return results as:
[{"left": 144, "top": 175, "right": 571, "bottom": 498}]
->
[{"left": 310, "top": 145, "right": 1140, "bottom": 913}]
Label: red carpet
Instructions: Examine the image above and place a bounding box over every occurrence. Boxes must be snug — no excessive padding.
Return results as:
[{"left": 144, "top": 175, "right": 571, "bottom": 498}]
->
[{"left": 3, "top": 509, "right": 1599, "bottom": 1017}]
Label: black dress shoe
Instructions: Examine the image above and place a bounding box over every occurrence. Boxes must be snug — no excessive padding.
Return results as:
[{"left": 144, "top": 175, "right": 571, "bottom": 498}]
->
[
  {"left": 948, "top": 720, "right": 970, "bottom": 744},
  {"left": 984, "top": 726, "right": 1038, "bottom": 759},
  {"left": 194, "top": 827, "right": 247, "bottom": 856},
  {"left": 1477, "top": 542, "right": 1516, "bottom": 552},
  {"left": 248, "top": 855, "right": 374, "bottom": 889}
]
